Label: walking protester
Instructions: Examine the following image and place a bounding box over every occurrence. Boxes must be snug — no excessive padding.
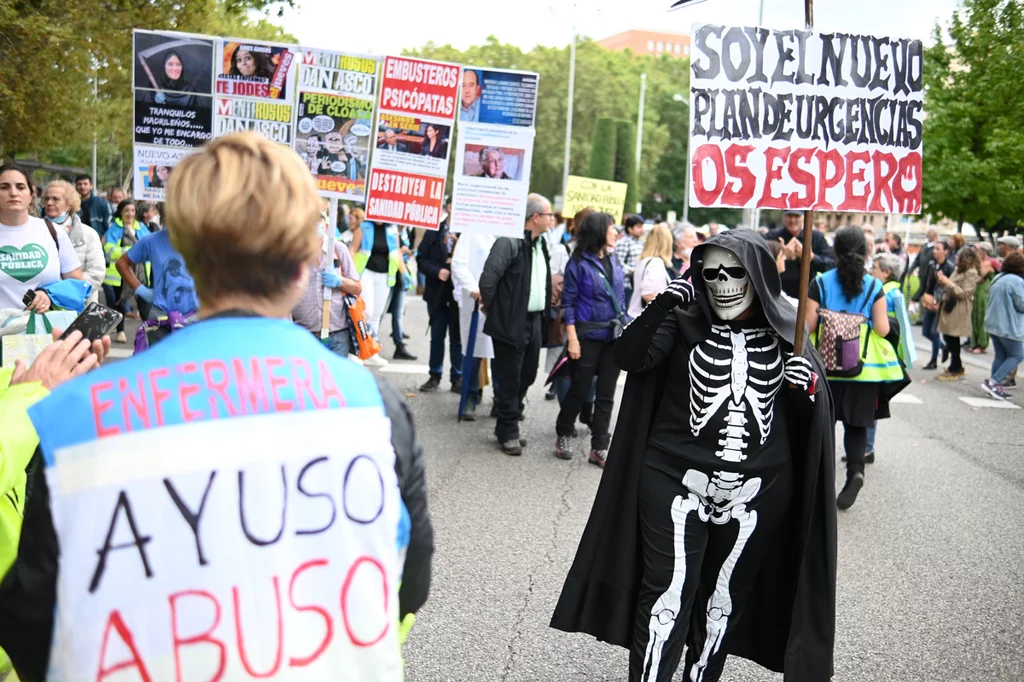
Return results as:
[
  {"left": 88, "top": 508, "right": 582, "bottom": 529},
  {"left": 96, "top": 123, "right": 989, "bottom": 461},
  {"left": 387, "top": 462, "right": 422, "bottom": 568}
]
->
[
  {"left": 908, "top": 227, "right": 939, "bottom": 287},
  {"left": 628, "top": 223, "right": 673, "bottom": 319},
  {"left": 417, "top": 201, "right": 462, "bottom": 391},
  {"left": 806, "top": 226, "right": 900, "bottom": 510},
  {"left": 614, "top": 214, "right": 645, "bottom": 303},
  {"left": 854, "top": 252, "right": 913, "bottom": 464},
  {"left": 0, "top": 165, "right": 83, "bottom": 314},
  {"left": 970, "top": 255, "right": 999, "bottom": 354},
  {"left": 479, "top": 193, "right": 553, "bottom": 456},
  {"left": 74, "top": 174, "right": 110, "bottom": 236},
  {"left": 348, "top": 206, "right": 367, "bottom": 258},
  {"left": 884, "top": 232, "right": 910, "bottom": 285},
  {"left": 0, "top": 133, "right": 434, "bottom": 681},
  {"left": 544, "top": 207, "right": 590, "bottom": 403},
  {"left": 917, "top": 240, "right": 955, "bottom": 370},
  {"left": 42, "top": 180, "right": 104, "bottom": 304},
  {"left": 355, "top": 220, "right": 407, "bottom": 367},
  {"left": 981, "top": 252, "right": 1024, "bottom": 400},
  {"left": 106, "top": 187, "right": 126, "bottom": 215},
  {"left": 451, "top": 230, "right": 497, "bottom": 420},
  {"left": 764, "top": 209, "right": 835, "bottom": 298},
  {"left": 935, "top": 247, "right": 981, "bottom": 380},
  {"left": 948, "top": 233, "right": 966, "bottom": 260},
  {"left": 291, "top": 212, "right": 363, "bottom": 356},
  {"left": 386, "top": 224, "right": 416, "bottom": 361},
  {"left": 137, "top": 200, "right": 163, "bottom": 233},
  {"left": 670, "top": 225, "right": 698, "bottom": 276},
  {"left": 114, "top": 218, "right": 200, "bottom": 321},
  {"left": 552, "top": 230, "right": 836, "bottom": 682},
  {"left": 554, "top": 212, "right": 626, "bottom": 467},
  {"left": 103, "top": 199, "right": 152, "bottom": 342}
]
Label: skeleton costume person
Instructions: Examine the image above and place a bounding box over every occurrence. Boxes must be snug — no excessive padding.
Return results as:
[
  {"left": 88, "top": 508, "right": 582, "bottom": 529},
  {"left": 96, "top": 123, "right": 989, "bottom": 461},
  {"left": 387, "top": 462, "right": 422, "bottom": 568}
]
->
[{"left": 551, "top": 230, "right": 837, "bottom": 682}]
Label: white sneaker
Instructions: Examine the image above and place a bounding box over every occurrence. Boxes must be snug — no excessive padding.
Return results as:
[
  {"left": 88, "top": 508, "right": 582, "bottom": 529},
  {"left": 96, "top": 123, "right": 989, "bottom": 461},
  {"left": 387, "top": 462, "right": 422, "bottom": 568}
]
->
[
  {"left": 363, "top": 353, "right": 389, "bottom": 368},
  {"left": 347, "top": 354, "right": 365, "bottom": 366}
]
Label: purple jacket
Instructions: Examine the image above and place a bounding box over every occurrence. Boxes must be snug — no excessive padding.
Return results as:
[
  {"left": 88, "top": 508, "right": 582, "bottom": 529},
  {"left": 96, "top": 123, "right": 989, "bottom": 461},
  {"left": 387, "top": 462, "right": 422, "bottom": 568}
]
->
[{"left": 562, "top": 251, "right": 627, "bottom": 341}]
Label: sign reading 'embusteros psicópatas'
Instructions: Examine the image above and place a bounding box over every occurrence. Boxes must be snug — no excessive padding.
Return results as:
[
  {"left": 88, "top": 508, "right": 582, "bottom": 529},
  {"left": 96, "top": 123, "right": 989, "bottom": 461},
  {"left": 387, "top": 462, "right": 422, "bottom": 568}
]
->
[{"left": 688, "top": 24, "right": 924, "bottom": 214}]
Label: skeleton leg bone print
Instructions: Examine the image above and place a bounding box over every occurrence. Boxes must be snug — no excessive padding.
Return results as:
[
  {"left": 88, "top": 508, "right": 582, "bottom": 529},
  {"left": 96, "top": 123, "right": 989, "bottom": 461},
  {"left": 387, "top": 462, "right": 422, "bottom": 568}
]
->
[{"left": 641, "top": 469, "right": 763, "bottom": 682}]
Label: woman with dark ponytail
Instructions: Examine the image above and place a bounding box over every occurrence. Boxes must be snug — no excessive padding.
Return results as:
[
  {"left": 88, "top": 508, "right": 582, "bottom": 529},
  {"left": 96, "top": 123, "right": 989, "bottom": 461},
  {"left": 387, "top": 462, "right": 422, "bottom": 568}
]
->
[{"left": 805, "top": 226, "right": 894, "bottom": 510}]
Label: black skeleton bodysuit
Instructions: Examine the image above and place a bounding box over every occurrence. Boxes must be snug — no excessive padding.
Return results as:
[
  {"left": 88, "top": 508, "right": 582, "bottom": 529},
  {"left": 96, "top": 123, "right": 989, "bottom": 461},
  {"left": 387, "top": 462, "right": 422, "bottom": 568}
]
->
[{"left": 629, "top": 311, "right": 796, "bottom": 682}]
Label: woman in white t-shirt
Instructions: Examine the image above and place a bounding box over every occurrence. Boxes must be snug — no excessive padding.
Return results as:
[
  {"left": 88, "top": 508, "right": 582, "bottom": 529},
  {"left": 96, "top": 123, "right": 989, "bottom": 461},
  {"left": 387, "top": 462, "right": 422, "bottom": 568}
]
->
[
  {"left": 627, "top": 223, "right": 673, "bottom": 319},
  {"left": 0, "top": 165, "right": 82, "bottom": 314}
]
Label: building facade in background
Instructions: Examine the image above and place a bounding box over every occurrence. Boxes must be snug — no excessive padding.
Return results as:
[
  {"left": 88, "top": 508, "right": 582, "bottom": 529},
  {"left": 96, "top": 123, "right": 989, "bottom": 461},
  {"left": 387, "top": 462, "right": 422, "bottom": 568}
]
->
[{"left": 598, "top": 30, "right": 691, "bottom": 58}]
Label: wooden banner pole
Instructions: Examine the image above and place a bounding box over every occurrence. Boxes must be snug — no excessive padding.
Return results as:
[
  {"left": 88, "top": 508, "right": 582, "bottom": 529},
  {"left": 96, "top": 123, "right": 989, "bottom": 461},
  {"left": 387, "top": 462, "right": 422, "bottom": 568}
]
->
[{"left": 792, "top": 0, "right": 815, "bottom": 356}]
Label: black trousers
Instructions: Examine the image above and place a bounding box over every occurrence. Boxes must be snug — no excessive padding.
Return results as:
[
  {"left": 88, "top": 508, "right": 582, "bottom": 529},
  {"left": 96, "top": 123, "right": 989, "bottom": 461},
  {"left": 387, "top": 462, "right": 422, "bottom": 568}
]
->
[
  {"left": 556, "top": 338, "right": 620, "bottom": 449},
  {"left": 842, "top": 423, "right": 867, "bottom": 475},
  {"left": 630, "top": 450, "right": 793, "bottom": 682},
  {"left": 492, "top": 312, "right": 543, "bottom": 442},
  {"left": 943, "top": 334, "right": 963, "bottom": 372}
]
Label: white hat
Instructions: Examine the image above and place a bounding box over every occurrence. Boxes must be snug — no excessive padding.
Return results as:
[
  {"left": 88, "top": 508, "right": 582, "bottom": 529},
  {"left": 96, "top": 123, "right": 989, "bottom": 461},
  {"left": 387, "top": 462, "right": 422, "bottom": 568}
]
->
[{"left": 997, "top": 235, "right": 1021, "bottom": 250}]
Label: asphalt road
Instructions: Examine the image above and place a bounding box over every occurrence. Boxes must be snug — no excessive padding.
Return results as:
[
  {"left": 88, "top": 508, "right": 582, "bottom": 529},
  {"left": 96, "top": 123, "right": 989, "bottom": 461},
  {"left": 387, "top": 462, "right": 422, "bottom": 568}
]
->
[
  {"left": 380, "top": 296, "right": 1023, "bottom": 682},
  {"left": 106, "top": 299, "right": 1024, "bottom": 681}
]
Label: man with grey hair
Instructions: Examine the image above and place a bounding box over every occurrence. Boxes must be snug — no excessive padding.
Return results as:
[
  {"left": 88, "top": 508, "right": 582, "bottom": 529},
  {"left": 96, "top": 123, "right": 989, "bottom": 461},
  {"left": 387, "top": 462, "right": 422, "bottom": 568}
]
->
[
  {"left": 479, "top": 193, "right": 554, "bottom": 455},
  {"left": 671, "top": 225, "right": 699, "bottom": 274},
  {"left": 477, "top": 147, "right": 510, "bottom": 179},
  {"left": 377, "top": 128, "right": 407, "bottom": 152}
]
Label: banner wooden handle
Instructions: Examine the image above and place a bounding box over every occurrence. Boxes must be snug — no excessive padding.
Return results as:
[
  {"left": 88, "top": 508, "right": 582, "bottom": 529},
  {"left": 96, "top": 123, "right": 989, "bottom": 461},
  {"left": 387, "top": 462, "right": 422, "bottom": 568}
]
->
[{"left": 793, "top": 211, "right": 814, "bottom": 356}]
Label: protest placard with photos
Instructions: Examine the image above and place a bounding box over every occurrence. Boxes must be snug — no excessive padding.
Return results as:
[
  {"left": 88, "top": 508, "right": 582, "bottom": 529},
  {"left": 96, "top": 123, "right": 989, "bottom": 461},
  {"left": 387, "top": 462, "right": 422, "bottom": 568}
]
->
[
  {"left": 365, "top": 56, "right": 461, "bottom": 230},
  {"left": 687, "top": 24, "right": 924, "bottom": 213}
]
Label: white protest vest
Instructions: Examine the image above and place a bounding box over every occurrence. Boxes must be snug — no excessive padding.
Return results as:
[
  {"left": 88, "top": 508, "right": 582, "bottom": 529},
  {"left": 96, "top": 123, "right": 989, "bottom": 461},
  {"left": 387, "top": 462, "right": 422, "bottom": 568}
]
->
[{"left": 29, "top": 317, "right": 406, "bottom": 682}]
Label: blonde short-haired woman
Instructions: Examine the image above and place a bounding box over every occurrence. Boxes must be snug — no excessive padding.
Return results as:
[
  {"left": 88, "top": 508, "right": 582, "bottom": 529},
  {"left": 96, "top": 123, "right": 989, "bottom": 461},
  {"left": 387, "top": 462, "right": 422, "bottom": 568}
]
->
[
  {"left": 1, "top": 133, "right": 434, "bottom": 679},
  {"left": 628, "top": 223, "right": 674, "bottom": 318},
  {"left": 42, "top": 180, "right": 105, "bottom": 303}
]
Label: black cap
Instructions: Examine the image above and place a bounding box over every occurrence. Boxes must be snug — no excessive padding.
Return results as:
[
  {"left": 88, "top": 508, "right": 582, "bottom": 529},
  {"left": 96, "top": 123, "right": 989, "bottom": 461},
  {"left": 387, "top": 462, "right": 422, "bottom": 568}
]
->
[{"left": 783, "top": 209, "right": 805, "bottom": 217}]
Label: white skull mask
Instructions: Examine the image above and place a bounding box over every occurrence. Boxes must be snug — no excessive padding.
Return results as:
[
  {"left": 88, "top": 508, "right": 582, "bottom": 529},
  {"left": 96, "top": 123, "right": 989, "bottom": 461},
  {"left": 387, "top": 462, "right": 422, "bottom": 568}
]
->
[{"left": 701, "top": 245, "right": 755, "bottom": 320}]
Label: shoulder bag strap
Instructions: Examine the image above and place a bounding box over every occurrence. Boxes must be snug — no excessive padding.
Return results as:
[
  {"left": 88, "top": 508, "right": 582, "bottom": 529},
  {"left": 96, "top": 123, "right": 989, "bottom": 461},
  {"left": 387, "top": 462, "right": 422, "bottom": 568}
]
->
[
  {"left": 43, "top": 219, "right": 59, "bottom": 253},
  {"left": 591, "top": 260, "right": 622, "bottom": 317}
]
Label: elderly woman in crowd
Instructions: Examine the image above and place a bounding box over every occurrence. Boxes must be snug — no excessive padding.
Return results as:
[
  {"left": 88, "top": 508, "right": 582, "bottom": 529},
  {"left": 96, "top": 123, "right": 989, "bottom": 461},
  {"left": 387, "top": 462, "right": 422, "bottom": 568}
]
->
[
  {"left": 42, "top": 180, "right": 104, "bottom": 303},
  {"left": 936, "top": 246, "right": 981, "bottom": 380},
  {"left": 0, "top": 132, "right": 434, "bottom": 680}
]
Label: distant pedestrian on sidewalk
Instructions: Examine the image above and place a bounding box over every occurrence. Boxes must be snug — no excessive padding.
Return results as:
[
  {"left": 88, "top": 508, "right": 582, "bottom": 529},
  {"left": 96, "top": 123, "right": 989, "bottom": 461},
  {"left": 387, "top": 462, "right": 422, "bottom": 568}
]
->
[
  {"left": 981, "top": 252, "right": 1024, "bottom": 400},
  {"left": 451, "top": 230, "right": 497, "bottom": 419},
  {"left": 918, "top": 240, "right": 954, "bottom": 370},
  {"left": 936, "top": 247, "right": 981, "bottom": 381},
  {"left": 417, "top": 199, "right": 462, "bottom": 392},
  {"left": 480, "top": 194, "right": 553, "bottom": 456},
  {"left": 614, "top": 214, "right": 644, "bottom": 304}
]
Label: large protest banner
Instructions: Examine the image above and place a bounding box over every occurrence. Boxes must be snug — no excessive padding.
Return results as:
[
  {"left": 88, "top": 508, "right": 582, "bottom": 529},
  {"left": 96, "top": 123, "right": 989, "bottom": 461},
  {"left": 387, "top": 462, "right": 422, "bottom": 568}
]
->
[
  {"left": 563, "top": 175, "right": 629, "bottom": 223},
  {"left": 365, "top": 56, "right": 461, "bottom": 231},
  {"left": 688, "top": 24, "right": 924, "bottom": 213},
  {"left": 294, "top": 49, "right": 380, "bottom": 200},
  {"left": 451, "top": 67, "right": 539, "bottom": 238},
  {"left": 132, "top": 31, "right": 217, "bottom": 200}
]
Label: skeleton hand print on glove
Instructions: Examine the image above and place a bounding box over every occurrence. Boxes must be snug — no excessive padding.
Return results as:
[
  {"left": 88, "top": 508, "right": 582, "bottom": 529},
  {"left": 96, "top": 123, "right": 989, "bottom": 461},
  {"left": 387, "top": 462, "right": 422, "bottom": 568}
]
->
[
  {"left": 783, "top": 354, "right": 816, "bottom": 401},
  {"left": 655, "top": 277, "right": 697, "bottom": 311}
]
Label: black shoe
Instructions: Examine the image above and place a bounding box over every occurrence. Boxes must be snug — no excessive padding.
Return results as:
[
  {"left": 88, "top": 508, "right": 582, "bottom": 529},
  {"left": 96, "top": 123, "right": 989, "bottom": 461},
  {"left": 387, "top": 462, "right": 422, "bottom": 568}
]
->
[
  {"left": 419, "top": 375, "right": 441, "bottom": 392},
  {"left": 393, "top": 345, "right": 418, "bottom": 361},
  {"left": 450, "top": 376, "right": 462, "bottom": 394},
  {"left": 500, "top": 439, "right": 523, "bottom": 456},
  {"left": 545, "top": 387, "right": 556, "bottom": 401},
  {"left": 837, "top": 472, "right": 865, "bottom": 510},
  {"left": 841, "top": 452, "right": 875, "bottom": 464},
  {"left": 923, "top": 361, "right": 938, "bottom": 370},
  {"left": 403, "top": 333, "right": 410, "bottom": 339}
]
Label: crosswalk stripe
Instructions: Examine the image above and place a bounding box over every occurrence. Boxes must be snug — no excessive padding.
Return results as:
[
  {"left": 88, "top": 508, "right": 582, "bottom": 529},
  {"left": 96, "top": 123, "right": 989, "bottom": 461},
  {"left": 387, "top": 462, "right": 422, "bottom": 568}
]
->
[{"left": 958, "top": 397, "right": 1021, "bottom": 410}]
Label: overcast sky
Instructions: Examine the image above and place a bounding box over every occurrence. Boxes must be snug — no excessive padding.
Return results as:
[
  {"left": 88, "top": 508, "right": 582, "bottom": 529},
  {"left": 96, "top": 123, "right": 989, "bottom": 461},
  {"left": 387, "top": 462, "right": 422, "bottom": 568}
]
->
[{"left": 282, "top": 0, "right": 962, "bottom": 56}]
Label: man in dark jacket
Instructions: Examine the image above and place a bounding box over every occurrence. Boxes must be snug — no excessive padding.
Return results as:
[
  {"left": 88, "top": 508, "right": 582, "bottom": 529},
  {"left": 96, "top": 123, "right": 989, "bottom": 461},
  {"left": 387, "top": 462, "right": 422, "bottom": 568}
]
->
[
  {"left": 764, "top": 209, "right": 835, "bottom": 298},
  {"left": 74, "top": 174, "right": 111, "bottom": 236},
  {"left": 416, "top": 199, "right": 463, "bottom": 392},
  {"left": 479, "top": 193, "right": 553, "bottom": 456}
]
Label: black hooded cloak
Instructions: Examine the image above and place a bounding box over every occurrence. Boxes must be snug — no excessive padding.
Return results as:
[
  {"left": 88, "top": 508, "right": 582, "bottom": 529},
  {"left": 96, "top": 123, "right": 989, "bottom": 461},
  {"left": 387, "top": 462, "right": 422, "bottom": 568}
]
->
[{"left": 550, "top": 229, "right": 837, "bottom": 681}]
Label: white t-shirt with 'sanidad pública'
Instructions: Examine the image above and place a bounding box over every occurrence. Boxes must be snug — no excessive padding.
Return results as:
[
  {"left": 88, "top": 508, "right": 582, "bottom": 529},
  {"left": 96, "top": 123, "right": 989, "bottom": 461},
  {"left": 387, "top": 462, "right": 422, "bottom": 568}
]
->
[{"left": 0, "top": 216, "right": 81, "bottom": 310}]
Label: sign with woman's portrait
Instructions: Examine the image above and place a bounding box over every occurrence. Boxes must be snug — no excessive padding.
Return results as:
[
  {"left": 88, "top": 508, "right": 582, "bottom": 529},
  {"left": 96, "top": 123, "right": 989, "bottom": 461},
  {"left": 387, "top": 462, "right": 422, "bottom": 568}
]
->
[
  {"left": 133, "top": 31, "right": 214, "bottom": 105},
  {"left": 215, "top": 40, "right": 296, "bottom": 101}
]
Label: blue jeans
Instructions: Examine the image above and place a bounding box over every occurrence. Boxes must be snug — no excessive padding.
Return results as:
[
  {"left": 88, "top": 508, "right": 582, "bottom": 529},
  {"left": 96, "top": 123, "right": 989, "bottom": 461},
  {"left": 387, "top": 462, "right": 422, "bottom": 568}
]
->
[
  {"left": 389, "top": 281, "right": 407, "bottom": 345},
  {"left": 921, "top": 309, "right": 943, "bottom": 363},
  {"left": 428, "top": 297, "right": 462, "bottom": 380},
  {"left": 323, "top": 328, "right": 353, "bottom": 358},
  {"left": 990, "top": 334, "right": 1024, "bottom": 384},
  {"left": 866, "top": 422, "right": 877, "bottom": 453}
]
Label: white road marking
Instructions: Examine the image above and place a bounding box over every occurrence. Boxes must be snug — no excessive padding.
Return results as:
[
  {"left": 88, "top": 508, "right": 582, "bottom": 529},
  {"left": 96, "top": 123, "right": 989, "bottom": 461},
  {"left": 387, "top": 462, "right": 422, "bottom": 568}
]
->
[
  {"left": 891, "top": 393, "right": 923, "bottom": 405},
  {"left": 379, "top": 363, "right": 432, "bottom": 374},
  {"left": 958, "top": 397, "right": 1021, "bottom": 410}
]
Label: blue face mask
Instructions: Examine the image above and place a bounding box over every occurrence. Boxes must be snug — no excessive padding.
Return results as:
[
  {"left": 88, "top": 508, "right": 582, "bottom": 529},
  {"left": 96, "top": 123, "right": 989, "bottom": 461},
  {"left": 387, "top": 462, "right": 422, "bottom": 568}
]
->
[{"left": 50, "top": 211, "right": 69, "bottom": 225}]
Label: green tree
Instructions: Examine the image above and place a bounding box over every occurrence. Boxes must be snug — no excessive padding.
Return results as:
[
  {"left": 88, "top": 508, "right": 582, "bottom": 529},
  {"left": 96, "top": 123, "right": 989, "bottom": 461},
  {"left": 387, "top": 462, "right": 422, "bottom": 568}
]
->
[
  {"left": 588, "top": 117, "right": 618, "bottom": 180},
  {"left": 923, "top": 0, "right": 1024, "bottom": 236},
  {"left": 615, "top": 120, "right": 638, "bottom": 213}
]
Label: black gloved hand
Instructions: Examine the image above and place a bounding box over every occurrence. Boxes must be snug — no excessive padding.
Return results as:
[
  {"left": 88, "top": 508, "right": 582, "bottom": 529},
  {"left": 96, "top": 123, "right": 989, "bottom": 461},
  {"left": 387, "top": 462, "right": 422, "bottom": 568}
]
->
[{"left": 654, "top": 277, "right": 697, "bottom": 311}]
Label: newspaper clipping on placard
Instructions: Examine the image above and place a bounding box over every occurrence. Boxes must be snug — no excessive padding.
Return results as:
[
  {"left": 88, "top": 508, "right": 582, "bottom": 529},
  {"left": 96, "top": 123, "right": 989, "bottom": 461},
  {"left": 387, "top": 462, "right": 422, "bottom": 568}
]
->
[
  {"left": 688, "top": 24, "right": 924, "bottom": 213},
  {"left": 294, "top": 50, "right": 379, "bottom": 200},
  {"left": 132, "top": 30, "right": 216, "bottom": 201},
  {"left": 451, "top": 68, "right": 539, "bottom": 239},
  {"left": 365, "top": 56, "right": 461, "bottom": 230}
]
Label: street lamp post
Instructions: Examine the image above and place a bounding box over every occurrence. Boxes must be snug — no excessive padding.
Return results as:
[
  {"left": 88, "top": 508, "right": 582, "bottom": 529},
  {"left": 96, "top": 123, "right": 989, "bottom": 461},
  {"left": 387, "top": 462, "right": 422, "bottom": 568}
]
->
[
  {"left": 635, "top": 73, "right": 647, "bottom": 213},
  {"left": 673, "top": 93, "right": 691, "bottom": 225}
]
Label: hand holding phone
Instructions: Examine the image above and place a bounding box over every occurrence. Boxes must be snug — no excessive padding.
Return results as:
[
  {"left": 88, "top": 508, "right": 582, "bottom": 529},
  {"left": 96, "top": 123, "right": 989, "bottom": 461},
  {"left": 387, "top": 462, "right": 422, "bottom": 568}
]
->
[{"left": 59, "top": 302, "right": 124, "bottom": 343}]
